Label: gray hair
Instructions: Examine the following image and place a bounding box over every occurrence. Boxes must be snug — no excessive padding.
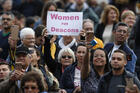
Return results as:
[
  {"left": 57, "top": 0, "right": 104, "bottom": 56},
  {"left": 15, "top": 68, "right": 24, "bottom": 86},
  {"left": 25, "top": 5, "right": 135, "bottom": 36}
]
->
[
  {"left": 2, "top": 11, "right": 15, "bottom": 20},
  {"left": 20, "top": 27, "right": 35, "bottom": 39},
  {"left": 83, "top": 19, "right": 94, "bottom": 28},
  {"left": 58, "top": 47, "right": 75, "bottom": 63}
]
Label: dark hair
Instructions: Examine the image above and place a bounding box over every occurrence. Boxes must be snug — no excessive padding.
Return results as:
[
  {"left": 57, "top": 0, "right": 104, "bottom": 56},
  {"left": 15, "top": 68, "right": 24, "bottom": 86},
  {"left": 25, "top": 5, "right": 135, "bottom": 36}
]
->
[
  {"left": 75, "top": 42, "right": 86, "bottom": 52},
  {"left": 114, "top": 22, "right": 128, "bottom": 31},
  {"left": 41, "top": 1, "right": 57, "bottom": 26},
  {"left": 34, "top": 25, "right": 45, "bottom": 38},
  {"left": 0, "top": 61, "right": 10, "bottom": 70},
  {"left": 25, "top": 17, "right": 35, "bottom": 28},
  {"left": 90, "top": 48, "right": 110, "bottom": 73},
  {"left": 13, "top": 11, "right": 25, "bottom": 20},
  {"left": 21, "top": 71, "right": 45, "bottom": 92},
  {"left": 113, "top": 49, "right": 127, "bottom": 61}
]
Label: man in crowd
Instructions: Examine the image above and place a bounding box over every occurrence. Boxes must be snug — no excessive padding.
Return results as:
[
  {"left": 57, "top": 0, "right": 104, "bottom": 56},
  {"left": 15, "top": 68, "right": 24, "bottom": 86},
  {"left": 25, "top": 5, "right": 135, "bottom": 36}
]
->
[
  {"left": 19, "top": 27, "right": 36, "bottom": 48},
  {"left": 80, "top": 19, "right": 104, "bottom": 49},
  {"left": 0, "top": 60, "right": 10, "bottom": 82},
  {"left": 0, "top": 12, "right": 15, "bottom": 60},
  {"left": 104, "top": 22, "right": 137, "bottom": 73},
  {"left": 97, "top": 49, "right": 140, "bottom": 93}
]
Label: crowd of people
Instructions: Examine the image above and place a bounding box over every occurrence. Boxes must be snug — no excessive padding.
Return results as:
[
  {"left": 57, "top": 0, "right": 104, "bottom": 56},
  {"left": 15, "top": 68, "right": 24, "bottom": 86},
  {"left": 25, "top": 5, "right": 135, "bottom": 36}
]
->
[{"left": 0, "top": 0, "right": 140, "bottom": 93}]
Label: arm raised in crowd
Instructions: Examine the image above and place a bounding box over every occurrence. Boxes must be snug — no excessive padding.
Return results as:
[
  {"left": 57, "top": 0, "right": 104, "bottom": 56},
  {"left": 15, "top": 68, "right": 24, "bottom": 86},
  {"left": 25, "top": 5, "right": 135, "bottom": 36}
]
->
[{"left": 81, "top": 47, "right": 90, "bottom": 80}]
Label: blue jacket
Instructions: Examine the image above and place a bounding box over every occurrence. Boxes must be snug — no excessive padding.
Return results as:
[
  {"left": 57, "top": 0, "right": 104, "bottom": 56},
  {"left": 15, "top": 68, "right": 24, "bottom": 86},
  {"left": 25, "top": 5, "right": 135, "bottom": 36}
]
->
[
  {"left": 60, "top": 62, "right": 77, "bottom": 93},
  {"left": 104, "top": 43, "right": 137, "bottom": 73},
  {"left": 97, "top": 70, "right": 140, "bottom": 93}
]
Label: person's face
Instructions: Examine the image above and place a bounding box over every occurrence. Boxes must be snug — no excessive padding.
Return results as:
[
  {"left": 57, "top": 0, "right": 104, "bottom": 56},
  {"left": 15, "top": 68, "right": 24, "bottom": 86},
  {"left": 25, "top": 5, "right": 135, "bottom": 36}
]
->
[
  {"left": 76, "top": 0, "right": 85, "bottom": 5},
  {"left": 83, "top": 21, "right": 94, "bottom": 32},
  {"left": 114, "top": 26, "right": 128, "bottom": 44},
  {"left": 1, "top": 14, "right": 14, "bottom": 30},
  {"left": 76, "top": 46, "right": 87, "bottom": 63},
  {"left": 122, "top": 15, "right": 136, "bottom": 28},
  {"left": 23, "top": 81, "right": 39, "bottom": 93},
  {"left": 35, "top": 36, "right": 45, "bottom": 46},
  {"left": 15, "top": 54, "right": 31, "bottom": 69},
  {"left": 93, "top": 49, "right": 106, "bottom": 67},
  {"left": 0, "top": 64, "right": 10, "bottom": 80},
  {"left": 108, "top": 9, "right": 117, "bottom": 23},
  {"left": 48, "top": 5, "right": 57, "bottom": 11},
  {"left": 22, "top": 35, "right": 35, "bottom": 48},
  {"left": 14, "top": 17, "right": 25, "bottom": 29},
  {"left": 29, "top": 48, "right": 40, "bottom": 66},
  {"left": 63, "top": 36, "right": 73, "bottom": 44},
  {"left": 111, "top": 52, "right": 127, "bottom": 70},
  {"left": 60, "top": 52, "right": 73, "bottom": 67},
  {"left": 2, "top": 0, "right": 12, "bottom": 11}
]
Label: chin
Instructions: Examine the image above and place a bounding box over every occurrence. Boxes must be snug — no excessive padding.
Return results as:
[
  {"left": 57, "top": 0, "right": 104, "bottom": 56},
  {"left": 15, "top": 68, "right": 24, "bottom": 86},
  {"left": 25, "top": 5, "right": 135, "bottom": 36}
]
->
[{"left": 113, "top": 67, "right": 122, "bottom": 71}]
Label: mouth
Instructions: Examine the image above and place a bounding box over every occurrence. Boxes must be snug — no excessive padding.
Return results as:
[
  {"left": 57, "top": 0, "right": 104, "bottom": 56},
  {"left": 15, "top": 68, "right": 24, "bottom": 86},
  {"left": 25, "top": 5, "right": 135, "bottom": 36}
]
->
[
  {"left": 95, "top": 59, "right": 104, "bottom": 63},
  {"left": 118, "top": 36, "right": 125, "bottom": 39}
]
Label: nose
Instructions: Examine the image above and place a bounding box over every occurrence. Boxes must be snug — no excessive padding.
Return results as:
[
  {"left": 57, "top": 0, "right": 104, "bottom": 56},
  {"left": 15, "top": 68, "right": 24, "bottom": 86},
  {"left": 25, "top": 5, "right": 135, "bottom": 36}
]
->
[
  {"left": 28, "top": 88, "right": 33, "bottom": 92},
  {"left": 0, "top": 69, "right": 3, "bottom": 73},
  {"left": 79, "top": 53, "right": 85, "bottom": 57}
]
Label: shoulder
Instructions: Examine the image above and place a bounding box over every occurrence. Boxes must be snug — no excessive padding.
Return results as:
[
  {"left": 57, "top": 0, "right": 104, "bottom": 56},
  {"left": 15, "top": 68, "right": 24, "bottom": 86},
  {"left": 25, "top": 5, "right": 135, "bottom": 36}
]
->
[
  {"left": 122, "top": 44, "right": 135, "bottom": 55},
  {"left": 64, "top": 62, "right": 77, "bottom": 72},
  {"left": 104, "top": 43, "right": 114, "bottom": 49},
  {"left": 99, "top": 71, "right": 113, "bottom": 84}
]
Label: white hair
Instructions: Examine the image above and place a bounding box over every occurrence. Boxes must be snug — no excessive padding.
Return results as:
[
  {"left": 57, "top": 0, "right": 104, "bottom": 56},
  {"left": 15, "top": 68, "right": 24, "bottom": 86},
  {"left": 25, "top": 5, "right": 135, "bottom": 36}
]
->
[
  {"left": 20, "top": 27, "right": 35, "bottom": 39},
  {"left": 58, "top": 47, "right": 75, "bottom": 63}
]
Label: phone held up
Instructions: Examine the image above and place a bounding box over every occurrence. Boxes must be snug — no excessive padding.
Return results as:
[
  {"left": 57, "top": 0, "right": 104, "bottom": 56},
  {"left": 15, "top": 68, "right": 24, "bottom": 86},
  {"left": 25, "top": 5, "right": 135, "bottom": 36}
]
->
[
  {"left": 15, "top": 62, "right": 23, "bottom": 71},
  {"left": 125, "top": 77, "right": 134, "bottom": 90},
  {"left": 80, "top": 31, "right": 97, "bottom": 47},
  {"left": 11, "top": 25, "right": 19, "bottom": 40}
]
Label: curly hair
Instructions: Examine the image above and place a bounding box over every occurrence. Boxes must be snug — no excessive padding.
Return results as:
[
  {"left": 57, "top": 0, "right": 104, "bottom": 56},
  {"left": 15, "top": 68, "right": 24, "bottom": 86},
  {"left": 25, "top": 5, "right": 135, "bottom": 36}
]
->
[{"left": 21, "top": 71, "right": 45, "bottom": 92}]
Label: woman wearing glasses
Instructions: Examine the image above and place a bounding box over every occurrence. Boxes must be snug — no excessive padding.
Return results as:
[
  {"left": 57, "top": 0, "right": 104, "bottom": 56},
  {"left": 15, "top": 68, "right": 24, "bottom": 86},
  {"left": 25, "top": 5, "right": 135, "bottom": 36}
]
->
[
  {"left": 54, "top": 47, "right": 75, "bottom": 82},
  {"left": 21, "top": 71, "right": 46, "bottom": 93},
  {"left": 44, "top": 47, "right": 75, "bottom": 83}
]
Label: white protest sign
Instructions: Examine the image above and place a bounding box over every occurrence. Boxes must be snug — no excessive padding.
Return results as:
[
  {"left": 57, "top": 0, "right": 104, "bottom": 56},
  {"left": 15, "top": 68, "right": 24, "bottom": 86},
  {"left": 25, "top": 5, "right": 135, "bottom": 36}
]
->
[{"left": 47, "top": 11, "right": 83, "bottom": 36}]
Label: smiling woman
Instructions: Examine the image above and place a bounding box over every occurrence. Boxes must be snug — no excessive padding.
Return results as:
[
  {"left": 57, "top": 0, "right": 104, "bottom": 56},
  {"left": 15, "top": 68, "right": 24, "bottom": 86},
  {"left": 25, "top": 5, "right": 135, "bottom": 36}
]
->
[{"left": 81, "top": 48, "right": 110, "bottom": 93}]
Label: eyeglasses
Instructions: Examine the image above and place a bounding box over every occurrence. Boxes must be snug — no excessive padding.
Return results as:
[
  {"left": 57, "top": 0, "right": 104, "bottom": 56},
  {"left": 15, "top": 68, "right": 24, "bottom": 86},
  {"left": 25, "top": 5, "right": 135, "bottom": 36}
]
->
[
  {"left": 62, "top": 55, "right": 72, "bottom": 59},
  {"left": 24, "top": 38, "right": 35, "bottom": 40},
  {"left": 2, "top": 18, "right": 11, "bottom": 21},
  {"left": 116, "top": 30, "right": 127, "bottom": 34},
  {"left": 23, "top": 86, "right": 38, "bottom": 90}
]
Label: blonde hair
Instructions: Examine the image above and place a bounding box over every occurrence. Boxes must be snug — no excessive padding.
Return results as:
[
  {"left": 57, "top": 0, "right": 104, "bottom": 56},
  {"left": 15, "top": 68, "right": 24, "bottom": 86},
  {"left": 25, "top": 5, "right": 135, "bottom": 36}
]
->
[
  {"left": 101, "top": 5, "right": 119, "bottom": 25},
  {"left": 121, "top": 10, "right": 135, "bottom": 21},
  {"left": 58, "top": 47, "right": 75, "bottom": 63}
]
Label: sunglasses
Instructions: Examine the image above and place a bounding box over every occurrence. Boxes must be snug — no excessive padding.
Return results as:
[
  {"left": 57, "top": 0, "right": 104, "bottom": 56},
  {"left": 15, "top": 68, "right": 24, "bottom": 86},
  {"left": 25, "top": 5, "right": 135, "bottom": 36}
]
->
[
  {"left": 2, "top": 18, "right": 11, "bottom": 21},
  {"left": 62, "top": 55, "right": 72, "bottom": 59},
  {"left": 23, "top": 86, "right": 38, "bottom": 90}
]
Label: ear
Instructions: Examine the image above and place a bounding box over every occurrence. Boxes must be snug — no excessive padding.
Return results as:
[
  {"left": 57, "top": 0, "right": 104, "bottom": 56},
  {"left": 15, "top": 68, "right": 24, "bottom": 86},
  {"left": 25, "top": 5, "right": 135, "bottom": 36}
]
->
[
  {"left": 37, "top": 56, "right": 40, "bottom": 61},
  {"left": 126, "top": 31, "right": 129, "bottom": 38},
  {"left": 113, "top": 30, "right": 116, "bottom": 35},
  {"left": 124, "top": 60, "right": 127, "bottom": 66}
]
